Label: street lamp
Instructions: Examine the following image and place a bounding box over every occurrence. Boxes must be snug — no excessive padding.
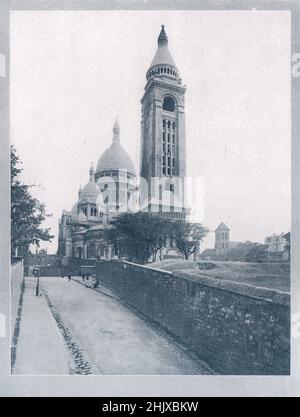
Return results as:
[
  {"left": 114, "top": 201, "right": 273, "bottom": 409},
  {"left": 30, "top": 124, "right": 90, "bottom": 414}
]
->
[
  {"left": 35, "top": 252, "right": 41, "bottom": 296},
  {"left": 35, "top": 269, "right": 40, "bottom": 296}
]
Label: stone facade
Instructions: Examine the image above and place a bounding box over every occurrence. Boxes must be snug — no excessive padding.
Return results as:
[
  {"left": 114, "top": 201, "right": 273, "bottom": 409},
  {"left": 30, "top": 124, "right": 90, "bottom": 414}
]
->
[
  {"left": 140, "top": 25, "right": 189, "bottom": 221},
  {"left": 265, "top": 233, "right": 287, "bottom": 252},
  {"left": 214, "top": 222, "right": 230, "bottom": 256},
  {"left": 58, "top": 119, "right": 138, "bottom": 267}
]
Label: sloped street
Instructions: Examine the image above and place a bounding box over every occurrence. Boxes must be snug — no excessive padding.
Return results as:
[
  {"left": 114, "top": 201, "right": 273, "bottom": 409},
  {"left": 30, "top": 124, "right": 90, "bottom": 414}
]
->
[{"left": 13, "top": 276, "right": 213, "bottom": 375}]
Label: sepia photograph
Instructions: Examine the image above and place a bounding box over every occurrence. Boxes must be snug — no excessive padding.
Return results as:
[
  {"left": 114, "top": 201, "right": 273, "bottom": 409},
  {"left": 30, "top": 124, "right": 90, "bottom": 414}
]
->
[{"left": 1, "top": 0, "right": 299, "bottom": 399}]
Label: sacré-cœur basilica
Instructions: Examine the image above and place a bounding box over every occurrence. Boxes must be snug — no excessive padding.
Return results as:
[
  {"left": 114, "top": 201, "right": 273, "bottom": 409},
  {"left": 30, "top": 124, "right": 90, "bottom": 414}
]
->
[{"left": 58, "top": 26, "right": 191, "bottom": 267}]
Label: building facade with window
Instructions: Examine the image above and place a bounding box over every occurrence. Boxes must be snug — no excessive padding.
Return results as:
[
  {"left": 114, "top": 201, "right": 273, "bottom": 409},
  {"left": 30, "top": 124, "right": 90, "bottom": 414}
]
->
[
  {"left": 264, "top": 233, "right": 287, "bottom": 253},
  {"left": 140, "top": 25, "right": 189, "bottom": 220}
]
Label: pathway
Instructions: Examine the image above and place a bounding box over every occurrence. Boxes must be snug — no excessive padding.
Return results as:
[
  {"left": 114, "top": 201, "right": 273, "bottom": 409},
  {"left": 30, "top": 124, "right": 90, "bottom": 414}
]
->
[{"left": 14, "top": 276, "right": 213, "bottom": 375}]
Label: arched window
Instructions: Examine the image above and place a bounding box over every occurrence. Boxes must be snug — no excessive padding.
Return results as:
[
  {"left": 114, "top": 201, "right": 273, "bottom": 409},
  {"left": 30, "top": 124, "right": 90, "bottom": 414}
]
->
[
  {"left": 163, "top": 96, "right": 176, "bottom": 112},
  {"left": 162, "top": 117, "right": 177, "bottom": 176}
]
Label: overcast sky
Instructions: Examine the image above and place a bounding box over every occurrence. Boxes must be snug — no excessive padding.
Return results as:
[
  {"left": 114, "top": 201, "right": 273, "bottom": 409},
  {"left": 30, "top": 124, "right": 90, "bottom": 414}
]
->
[{"left": 11, "top": 10, "right": 291, "bottom": 253}]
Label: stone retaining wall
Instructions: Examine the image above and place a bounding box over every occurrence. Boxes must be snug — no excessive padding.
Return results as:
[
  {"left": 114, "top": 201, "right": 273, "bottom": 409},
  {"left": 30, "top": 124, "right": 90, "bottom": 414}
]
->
[{"left": 96, "top": 260, "right": 290, "bottom": 375}]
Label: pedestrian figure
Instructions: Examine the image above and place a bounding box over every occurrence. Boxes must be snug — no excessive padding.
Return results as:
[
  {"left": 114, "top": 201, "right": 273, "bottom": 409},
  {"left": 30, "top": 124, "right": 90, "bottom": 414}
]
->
[
  {"left": 68, "top": 273, "right": 71, "bottom": 282},
  {"left": 61, "top": 272, "right": 64, "bottom": 279},
  {"left": 82, "top": 273, "right": 85, "bottom": 282},
  {"left": 86, "top": 273, "right": 89, "bottom": 281}
]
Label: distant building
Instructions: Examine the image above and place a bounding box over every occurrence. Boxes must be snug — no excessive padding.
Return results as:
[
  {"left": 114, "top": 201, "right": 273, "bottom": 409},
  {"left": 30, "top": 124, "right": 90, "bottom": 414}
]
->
[
  {"left": 198, "top": 248, "right": 216, "bottom": 261},
  {"left": 215, "top": 222, "right": 230, "bottom": 256},
  {"left": 264, "top": 233, "right": 287, "bottom": 252},
  {"left": 200, "top": 222, "right": 241, "bottom": 260},
  {"left": 264, "top": 232, "right": 290, "bottom": 262}
]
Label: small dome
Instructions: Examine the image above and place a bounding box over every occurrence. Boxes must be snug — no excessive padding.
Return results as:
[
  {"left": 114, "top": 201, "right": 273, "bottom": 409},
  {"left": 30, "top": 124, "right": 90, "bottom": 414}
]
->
[
  {"left": 96, "top": 118, "right": 136, "bottom": 176},
  {"left": 80, "top": 164, "right": 100, "bottom": 203}
]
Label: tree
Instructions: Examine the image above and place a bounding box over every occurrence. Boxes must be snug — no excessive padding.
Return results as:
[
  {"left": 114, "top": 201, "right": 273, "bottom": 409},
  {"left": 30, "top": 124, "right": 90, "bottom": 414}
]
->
[
  {"left": 224, "top": 241, "right": 255, "bottom": 262},
  {"left": 173, "top": 221, "right": 208, "bottom": 260},
  {"left": 223, "top": 241, "right": 269, "bottom": 263},
  {"left": 103, "top": 225, "right": 126, "bottom": 259},
  {"left": 245, "top": 243, "right": 269, "bottom": 263},
  {"left": 108, "top": 212, "right": 174, "bottom": 264},
  {"left": 11, "top": 145, "right": 54, "bottom": 256}
]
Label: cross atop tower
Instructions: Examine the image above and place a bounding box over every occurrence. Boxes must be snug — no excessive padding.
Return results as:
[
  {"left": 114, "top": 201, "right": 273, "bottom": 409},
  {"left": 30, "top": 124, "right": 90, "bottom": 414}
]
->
[{"left": 158, "top": 24, "right": 168, "bottom": 46}]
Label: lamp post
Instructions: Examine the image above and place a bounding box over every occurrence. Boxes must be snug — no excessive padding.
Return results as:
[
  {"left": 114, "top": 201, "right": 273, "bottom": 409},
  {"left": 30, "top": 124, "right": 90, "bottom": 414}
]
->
[
  {"left": 35, "top": 252, "right": 41, "bottom": 296},
  {"left": 35, "top": 269, "right": 40, "bottom": 296}
]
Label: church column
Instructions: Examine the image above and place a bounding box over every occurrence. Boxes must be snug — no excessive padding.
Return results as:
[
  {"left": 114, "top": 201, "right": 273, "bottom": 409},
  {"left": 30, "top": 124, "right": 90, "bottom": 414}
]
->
[
  {"left": 65, "top": 238, "right": 72, "bottom": 257},
  {"left": 83, "top": 244, "right": 88, "bottom": 259},
  {"left": 107, "top": 245, "right": 113, "bottom": 261}
]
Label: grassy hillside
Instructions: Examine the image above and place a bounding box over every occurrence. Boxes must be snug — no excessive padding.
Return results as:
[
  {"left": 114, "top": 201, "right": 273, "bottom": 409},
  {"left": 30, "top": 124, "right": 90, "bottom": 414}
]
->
[{"left": 149, "top": 260, "right": 290, "bottom": 292}]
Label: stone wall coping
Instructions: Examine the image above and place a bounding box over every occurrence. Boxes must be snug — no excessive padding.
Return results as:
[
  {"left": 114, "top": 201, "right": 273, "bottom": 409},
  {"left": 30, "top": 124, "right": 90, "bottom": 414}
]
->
[
  {"left": 118, "top": 260, "right": 290, "bottom": 306},
  {"left": 123, "top": 260, "right": 173, "bottom": 275}
]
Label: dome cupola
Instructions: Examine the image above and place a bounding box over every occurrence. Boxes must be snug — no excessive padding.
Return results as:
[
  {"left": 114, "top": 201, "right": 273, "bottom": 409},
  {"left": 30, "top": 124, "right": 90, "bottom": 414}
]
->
[
  {"left": 80, "top": 163, "right": 100, "bottom": 203},
  {"left": 95, "top": 118, "right": 136, "bottom": 180},
  {"left": 146, "top": 25, "right": 180, "bottom": 82}
]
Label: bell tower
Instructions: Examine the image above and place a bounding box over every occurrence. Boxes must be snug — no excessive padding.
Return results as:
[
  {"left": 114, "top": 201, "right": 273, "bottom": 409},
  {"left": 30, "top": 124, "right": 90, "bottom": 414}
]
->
[
  {"left": 140, "top": 25, "right": 188, "bottom": 219},
  {"left": 215, "top": 223, "right": 230, "bottom": 257}
]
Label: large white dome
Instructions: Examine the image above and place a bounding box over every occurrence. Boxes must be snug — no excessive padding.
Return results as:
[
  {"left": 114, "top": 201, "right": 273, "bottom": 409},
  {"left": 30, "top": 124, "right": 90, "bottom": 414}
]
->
[{"left": 95, "top": 118, "right": 136, "bottom": 177}]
